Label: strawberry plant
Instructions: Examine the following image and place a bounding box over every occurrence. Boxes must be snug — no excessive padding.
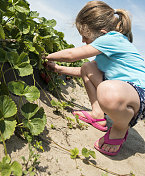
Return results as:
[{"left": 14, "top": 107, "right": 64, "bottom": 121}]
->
[{"left": 0, "top": 0, "right": 75, "bottom": 174}]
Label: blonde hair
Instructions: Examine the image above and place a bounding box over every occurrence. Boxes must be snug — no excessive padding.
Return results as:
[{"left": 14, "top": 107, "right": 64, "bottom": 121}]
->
[{"left": 76, "top": 1, "right": 133, "bottom": 42}]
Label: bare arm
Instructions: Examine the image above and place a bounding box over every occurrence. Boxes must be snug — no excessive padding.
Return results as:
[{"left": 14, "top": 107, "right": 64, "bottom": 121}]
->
[
  {"left": 45, "top": 61, "right": 81, "bottom": 77},
  {"left": 57, "top": 66, "right": 81, "bottom": 77},
  {"left": 44, "top": 44, "right": 101, "bottom": 62}
]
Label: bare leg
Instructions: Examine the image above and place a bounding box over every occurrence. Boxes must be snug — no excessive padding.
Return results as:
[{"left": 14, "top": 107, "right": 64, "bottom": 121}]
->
[
  {"left": 95, "top": 80, "right": 140, "bottom": 153},
  {"left": 73, "top": 61, "right": 106, "bottom": 125}
]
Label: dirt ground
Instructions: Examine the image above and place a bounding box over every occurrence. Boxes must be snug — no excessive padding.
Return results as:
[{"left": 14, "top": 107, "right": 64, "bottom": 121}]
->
[{"left": 0, "top": 77, "right": 145, "bottom": 176}]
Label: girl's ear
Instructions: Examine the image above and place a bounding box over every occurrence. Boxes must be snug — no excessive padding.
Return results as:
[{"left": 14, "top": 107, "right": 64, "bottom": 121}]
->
[{"left": 100, "top": 29, "right": 108, "bottom": 34}]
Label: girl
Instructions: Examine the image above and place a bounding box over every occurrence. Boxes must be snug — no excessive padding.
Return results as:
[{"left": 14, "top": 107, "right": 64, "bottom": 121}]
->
[{"left": 43, "top": 1, "right": 145, "bottom": 156}]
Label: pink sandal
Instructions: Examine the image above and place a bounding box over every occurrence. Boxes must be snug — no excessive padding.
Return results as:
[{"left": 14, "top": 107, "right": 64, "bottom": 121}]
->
[
  {"left": 72, "top": 110, "right": 108, "bottom": 131},
  {"left": 94, "top": 127, "right": 128, "bottom": 156}
]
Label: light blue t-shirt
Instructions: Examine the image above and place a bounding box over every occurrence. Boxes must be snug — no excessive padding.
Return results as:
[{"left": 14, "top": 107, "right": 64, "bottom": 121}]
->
[{"left": 90, "top": 31, "right": 145, "bottom": 90}]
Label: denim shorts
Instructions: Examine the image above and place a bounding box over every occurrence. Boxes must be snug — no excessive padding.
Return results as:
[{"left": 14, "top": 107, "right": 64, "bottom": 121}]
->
[{"left": 127, "top": 82, "right": 145, "bottom": 127}]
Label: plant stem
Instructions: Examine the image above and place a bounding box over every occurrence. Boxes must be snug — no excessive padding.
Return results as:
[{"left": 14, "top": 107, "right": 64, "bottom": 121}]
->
[
  {"left": 32, "top": 73, "right": 36, "bottom": 87},
  {"left": 33, "top": 77, "right": 51, "bottom": 104},
  {"left": 16, "top": 123, "right": 24, "bottom": 127},
  {"left": 1, "top": 64, "right": 7, "bottom": 85}
]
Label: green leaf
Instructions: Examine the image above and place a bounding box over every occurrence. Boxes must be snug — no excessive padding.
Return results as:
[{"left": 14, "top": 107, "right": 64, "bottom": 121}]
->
[
  {"left": 82, "top": 148, "right": 90, "bottom": 158},
  {"left": 22, "top": 107, "right": 46, "bottom": 135},
  {"left": 88, "top": 151, "right": 96, "bottom": 159},
  {"left": 51, "top": 100, "right": 57, "bottom": 106},
  {"left": 8, "top": 81, "right": 25, "bottom": 96},
  {"left": 7, "top": 52, "right": 33, "bottom": 76},
  {"left": 8, "top": 81, "right": 40, "bottom": 102},
  {"left": 11, "top": 161, "right": 22, "bottom": 176},
  {"left": 14, "top": 63, "right": 33, "bottom": 76},
  {"left": 57, "top": 32, "right": 64, "bottom": 39},
  {"left": 29, "top": 11, "right": 39, "bottom": 18},
  {"left": 21, "top": 103, "right": 39, "bottom": 119},
  {"left": 18, "top": 52, "right": 30, "bottom": 64},
  {"left": 0, "top": 95, "right": 17, "bottom": 118},
  {"left": 47, "top": 19, "right": 56, "bottom": 27},
  {"left": 0, "top": 163, "right": 11, "bottom": 176},
  {"left": 0, "top": 156, "right": 22, "bottom": 176},
  {"left": 23, "top": 86, "right": 40, "bottom": 102},
  {"left": 8, "top": 51, "right": 29, "bottom": 65},
  {"left": 21, "top": 22, "right": 30, "bottom": 34},
  {"left": 24, "top": 41, "right": 35, "bottom": 52},
  {"left": 0, "top": 24, "right": 5, "bottom": 39},
  {"left": 70, "top": 148, "right": 79, "bottom": 159},
  {"left": 6, "top": 51, "right": 19, "bottom": 65},
  {"left": 0, "top": 118, "right": 17, "bottom": 141},
  {"left": 14, "top": 0, "right": 30, "bottom": 14}
]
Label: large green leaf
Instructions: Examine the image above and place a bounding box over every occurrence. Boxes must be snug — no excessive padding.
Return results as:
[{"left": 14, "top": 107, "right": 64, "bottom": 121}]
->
[
  {"left": 8, "top": 81, "right": 40, "bottom": 102},
  {"left": 23, "top": 86, "right": 40, "bottom": 102},
  {"left": 22, "top": 104, "right": 46, "bottom": 135},
  {"left": 0, "top": 95, "right": 17, "bottom": 119},
  {"left": 7, "top": 51, "right": 33, "bottom": 76},
  {"left": 0, "top": 118, "right": 17, "bottom": 141},
  {"left": 14, "top": 63, "right": 33, "bottom": 76}
]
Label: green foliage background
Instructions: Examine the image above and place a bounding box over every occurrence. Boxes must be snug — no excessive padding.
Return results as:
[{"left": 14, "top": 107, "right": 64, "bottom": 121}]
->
[{"left": 0, "top": 0, "right": 76, "bottom": 143}]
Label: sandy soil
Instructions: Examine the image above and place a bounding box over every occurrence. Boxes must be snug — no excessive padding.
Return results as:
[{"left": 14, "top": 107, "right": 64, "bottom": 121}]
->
[{"left": 0, "top": 77, "right": 145, "bottom": 176}]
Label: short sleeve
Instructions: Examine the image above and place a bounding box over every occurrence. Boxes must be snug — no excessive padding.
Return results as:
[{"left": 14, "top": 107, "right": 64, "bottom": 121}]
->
[{"left": 90, "top": 31, "right": 127, "bottom": 57}]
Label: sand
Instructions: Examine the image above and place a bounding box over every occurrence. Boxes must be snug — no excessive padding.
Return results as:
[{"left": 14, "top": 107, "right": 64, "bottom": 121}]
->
[{"left": 0, "top": 77, "right": 145, "bottom": 176}]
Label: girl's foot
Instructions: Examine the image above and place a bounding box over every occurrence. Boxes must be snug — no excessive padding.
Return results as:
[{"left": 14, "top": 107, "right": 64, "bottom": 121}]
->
[
  {"left": 95, "top": 127, "right": 128, "bottom": 154},
  {"left": 73, "top": 110, "right": 106, "bottom": 126}
]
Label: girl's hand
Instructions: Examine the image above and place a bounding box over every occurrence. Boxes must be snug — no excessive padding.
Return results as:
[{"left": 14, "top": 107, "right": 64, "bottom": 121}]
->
[{"left": 43, "top": 61, "right": 59, "bottom": 72}]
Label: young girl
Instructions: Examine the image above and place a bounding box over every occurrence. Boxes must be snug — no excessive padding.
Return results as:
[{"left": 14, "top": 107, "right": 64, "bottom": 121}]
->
[{"left": 43, "top": 1, "right": 145, "bottom": 156}]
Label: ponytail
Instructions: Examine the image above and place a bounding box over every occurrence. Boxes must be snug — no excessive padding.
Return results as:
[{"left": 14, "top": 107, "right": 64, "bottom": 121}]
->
[{"left": 114, "top": 9, "right": 133, "bottom": 43}]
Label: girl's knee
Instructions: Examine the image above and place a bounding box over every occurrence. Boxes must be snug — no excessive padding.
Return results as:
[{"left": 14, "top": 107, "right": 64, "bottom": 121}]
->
[
  {"left": 81, "top": 61, "right": 99, "bottom": 76},
  {"left": 97, "top": 81, "right": 124, "bottom": 110},
  {"left": 81, "top": 62, "right": 90, "bottom": 75}
]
